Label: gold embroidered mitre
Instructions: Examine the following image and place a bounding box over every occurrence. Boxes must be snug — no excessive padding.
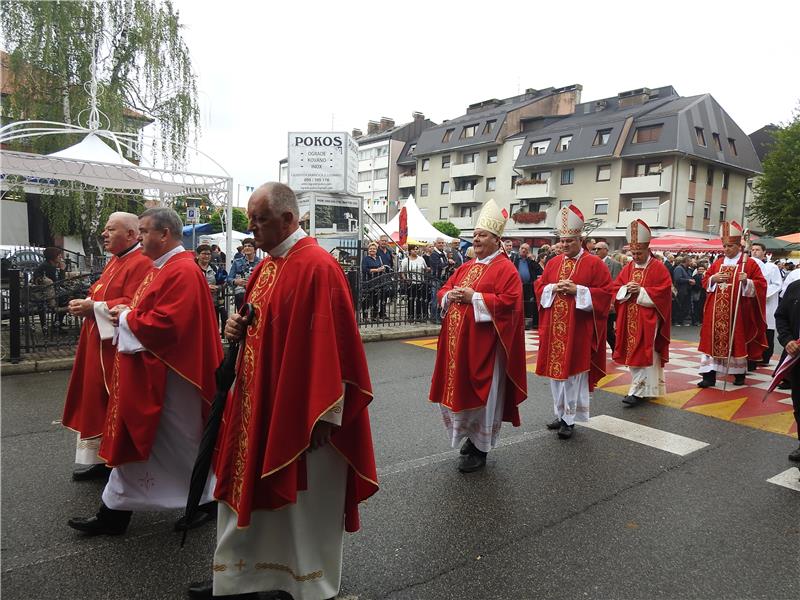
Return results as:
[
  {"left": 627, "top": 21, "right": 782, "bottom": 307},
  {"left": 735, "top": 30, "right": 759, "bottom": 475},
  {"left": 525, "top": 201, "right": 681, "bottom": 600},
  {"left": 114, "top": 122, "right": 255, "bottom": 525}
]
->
[
  {"left": 627, "top": 218, "right": 652, "bottom": 250},
  {"left": 474, "top": 198, "right": 507, "bottom": 237}
]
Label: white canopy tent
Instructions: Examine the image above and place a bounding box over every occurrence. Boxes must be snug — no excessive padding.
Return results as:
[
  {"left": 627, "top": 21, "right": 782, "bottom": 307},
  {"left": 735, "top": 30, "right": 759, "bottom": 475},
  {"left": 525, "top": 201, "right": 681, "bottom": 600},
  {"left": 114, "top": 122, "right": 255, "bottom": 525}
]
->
[{"left": 367, "top": 195, "right": 456, "bottom": 244}]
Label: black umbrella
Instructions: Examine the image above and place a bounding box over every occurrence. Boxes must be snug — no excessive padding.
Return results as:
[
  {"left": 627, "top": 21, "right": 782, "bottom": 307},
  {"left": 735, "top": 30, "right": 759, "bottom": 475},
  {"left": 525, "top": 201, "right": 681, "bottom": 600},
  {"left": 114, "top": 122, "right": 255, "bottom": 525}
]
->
[{"left": 180, "top": 303, "right": 253, "bottom": 547}]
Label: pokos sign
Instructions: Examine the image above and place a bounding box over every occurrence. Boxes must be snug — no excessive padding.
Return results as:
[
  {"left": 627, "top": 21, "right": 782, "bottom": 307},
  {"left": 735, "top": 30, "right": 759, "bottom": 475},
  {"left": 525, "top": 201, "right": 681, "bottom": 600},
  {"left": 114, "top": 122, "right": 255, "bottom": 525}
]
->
[{"left": 288, "top": 132, "right": 358, "bottom": 195}]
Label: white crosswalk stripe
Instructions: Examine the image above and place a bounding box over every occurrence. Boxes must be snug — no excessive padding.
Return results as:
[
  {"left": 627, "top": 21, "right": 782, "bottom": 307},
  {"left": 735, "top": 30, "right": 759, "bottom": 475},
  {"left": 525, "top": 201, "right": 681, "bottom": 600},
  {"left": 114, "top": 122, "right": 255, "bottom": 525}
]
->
[
  {"left": 766, "top": 468, "right": 800, "bottom": 492},
  {"left": 579, "top": 415, "right": 709, "bottom": 456}
]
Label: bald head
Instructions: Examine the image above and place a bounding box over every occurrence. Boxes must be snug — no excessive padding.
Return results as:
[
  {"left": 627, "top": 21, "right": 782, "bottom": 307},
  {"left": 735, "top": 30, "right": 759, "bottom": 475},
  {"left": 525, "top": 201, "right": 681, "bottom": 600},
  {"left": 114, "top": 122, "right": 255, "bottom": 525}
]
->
[
  {"left": 248, "top": 182, "right": 301, "bottom": 252},
  {"left": 102, "top": 211, "right": 141, "bottom": 255}
]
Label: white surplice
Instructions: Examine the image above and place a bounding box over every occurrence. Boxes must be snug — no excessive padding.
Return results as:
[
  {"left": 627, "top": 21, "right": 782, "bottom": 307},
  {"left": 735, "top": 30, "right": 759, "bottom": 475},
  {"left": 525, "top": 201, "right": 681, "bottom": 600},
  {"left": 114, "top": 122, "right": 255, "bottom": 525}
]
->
[
  {"left": 102, "top": 245, "right": 215, "bottom": 511},
  {"left": 539, "top": 250, "right": 593, "bottom": 426},
  {"left": 213, "top": 226, "right": 348, "bottom": 599},
  {"left": 438, "top": 249, "right": 507, "bottom": 452},
  {"left": 754, "top": 257, "right": 782, "bottom": 329},
  {"left": 700, "top": 253, "right": 755, "bottom": 375},
  {"left": 616, "top": 259, "right": 666, "bottom": 399}
]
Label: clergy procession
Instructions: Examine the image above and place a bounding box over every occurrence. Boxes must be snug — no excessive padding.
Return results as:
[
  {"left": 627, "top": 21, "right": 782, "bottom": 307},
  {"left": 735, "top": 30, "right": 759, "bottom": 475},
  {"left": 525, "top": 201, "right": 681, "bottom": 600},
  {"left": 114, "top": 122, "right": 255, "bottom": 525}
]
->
[{"left": 38, "top": 182, "right": 799, "bottom": 599}]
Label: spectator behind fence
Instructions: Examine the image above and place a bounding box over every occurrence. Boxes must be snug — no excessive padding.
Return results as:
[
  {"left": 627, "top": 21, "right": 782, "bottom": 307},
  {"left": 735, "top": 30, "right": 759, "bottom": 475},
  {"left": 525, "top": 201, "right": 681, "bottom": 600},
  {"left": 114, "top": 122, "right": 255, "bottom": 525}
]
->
[
  {"left": 361, "top": 242, "right": 387, "bottom": 320},
  {"left": 672, "top": 256, "right": 694, "bottom": 326},
  {"left": 33, "top": 247, "right": 68, "bottom": 330},
  {"left": 196, "top": 244, "right": 228, "bottom": 336},
  {"left": 401, "top": 244, "right": 428, "bottom": 321},
  {"left": 512, "top": 243, "right": 543, "bottom": 330},
  {"left": 226, "top": 238, "right": 261, "bottom": 311}
]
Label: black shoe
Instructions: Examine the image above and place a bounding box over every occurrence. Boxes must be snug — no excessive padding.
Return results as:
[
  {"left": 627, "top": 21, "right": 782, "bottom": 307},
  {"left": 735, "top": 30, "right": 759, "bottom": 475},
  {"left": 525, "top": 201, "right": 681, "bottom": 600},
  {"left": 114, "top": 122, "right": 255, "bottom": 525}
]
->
[
  {"left": 458, "top": 451, "right": 487, "bottom": 473},
  {"left": 778, "top": 380, "right": 791, "bottom": 390},
  {"left": 747, "top": 360, "right": 758, "bottom": 372},
  {"left": 72, "top": 463, "right": 112, "bottom": 482},
  {"left": 174, "top": 502, "right": 217, "bottom": 532},
  {"left": 697, "top": 371, "right": 716, "bottom": 388},
  {"left": 622, "top": 395, "right": 643, "bottom": 406},
  {"left": 187, "top": 581, "right": 259, "bottom": 600},
  {"left": 789, "top": 446, "right": 800, "bottom": 462},
  {"left": 546, "top": 418, "right": 562, "bottom": 430},
  {"left": 733, "top": 374, "right": 746, "bottom": 386},
  {"left": 460, "top": 438, "right": 477, "bottom": 455},
  {"left": 557, "top": 422, "right": 574, "bottom": 439},
  {"left": 68, "top": 503, "right": 132, "bottom": 536}
]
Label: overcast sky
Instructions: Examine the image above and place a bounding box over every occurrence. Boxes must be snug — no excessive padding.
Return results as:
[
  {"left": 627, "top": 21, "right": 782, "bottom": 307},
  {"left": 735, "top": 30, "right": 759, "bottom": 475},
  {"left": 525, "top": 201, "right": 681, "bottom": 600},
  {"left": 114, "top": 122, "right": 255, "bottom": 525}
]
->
[{"left": 173, "top": 0, "right": 799, "bottom": 207}]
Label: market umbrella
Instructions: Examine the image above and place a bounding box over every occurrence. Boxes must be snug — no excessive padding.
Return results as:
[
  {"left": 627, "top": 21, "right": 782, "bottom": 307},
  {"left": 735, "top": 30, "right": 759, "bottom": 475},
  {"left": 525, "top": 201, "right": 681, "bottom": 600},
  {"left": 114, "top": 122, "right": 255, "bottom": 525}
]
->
[
  {"left": 777, "top": 232, "right": 800, "bottom": 244},
  {"left": 180, "top": 303, "right": 253, "bottom": 547},
  {"left": 749, "top": 235, "right": 799, "bottom": 252}
]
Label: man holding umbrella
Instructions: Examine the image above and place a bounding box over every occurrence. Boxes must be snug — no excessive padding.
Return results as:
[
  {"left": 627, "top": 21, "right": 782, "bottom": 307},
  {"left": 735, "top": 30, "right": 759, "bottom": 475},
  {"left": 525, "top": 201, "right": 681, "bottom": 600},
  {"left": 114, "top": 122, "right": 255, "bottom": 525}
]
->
[{"left": 189, "top": 182, "right": 378, "bottom": 600}]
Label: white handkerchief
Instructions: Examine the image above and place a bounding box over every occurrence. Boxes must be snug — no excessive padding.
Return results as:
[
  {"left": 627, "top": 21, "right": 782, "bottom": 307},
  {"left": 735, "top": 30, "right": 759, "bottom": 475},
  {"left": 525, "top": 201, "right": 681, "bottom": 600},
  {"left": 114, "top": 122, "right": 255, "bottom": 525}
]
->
[{"left": 93, "top": 301, "right": 116, "bottom": 340}]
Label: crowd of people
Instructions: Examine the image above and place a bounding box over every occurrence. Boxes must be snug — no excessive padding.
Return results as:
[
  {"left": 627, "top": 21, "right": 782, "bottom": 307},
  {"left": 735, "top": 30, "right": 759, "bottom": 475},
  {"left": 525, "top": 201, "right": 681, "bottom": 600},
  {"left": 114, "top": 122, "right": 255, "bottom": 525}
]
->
[{"left": 50, "top": 183, "right": 798, "bottom": 600}]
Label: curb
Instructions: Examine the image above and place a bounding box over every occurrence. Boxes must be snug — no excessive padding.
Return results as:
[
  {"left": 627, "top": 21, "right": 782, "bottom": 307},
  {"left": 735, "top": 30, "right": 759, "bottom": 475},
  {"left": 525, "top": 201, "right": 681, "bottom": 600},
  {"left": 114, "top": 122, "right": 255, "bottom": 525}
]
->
[{"left": 1, "top": 327, "right": 440, "bottom": 376}]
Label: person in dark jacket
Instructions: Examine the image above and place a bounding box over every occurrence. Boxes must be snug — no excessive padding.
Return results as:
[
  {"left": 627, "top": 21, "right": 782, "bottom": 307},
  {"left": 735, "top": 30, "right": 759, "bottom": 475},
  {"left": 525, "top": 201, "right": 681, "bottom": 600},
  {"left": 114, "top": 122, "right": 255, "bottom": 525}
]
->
[
  {"left": 672, "top": 256, "right": 695, "bottom": 326},
  {"left": 512, "top": 243, "right": 543, "bottom": 329},
  {"left": 775, "top": 279, "right": 800, "bottom": 462}
]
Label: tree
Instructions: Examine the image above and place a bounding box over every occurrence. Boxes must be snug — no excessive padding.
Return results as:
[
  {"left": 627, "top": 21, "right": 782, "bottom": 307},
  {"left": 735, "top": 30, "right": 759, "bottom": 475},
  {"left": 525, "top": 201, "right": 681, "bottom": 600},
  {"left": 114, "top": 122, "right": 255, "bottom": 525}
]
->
[
  {"left": 433, "top": 221, "right": 460, "bottom": 238},
  {"left": 209, "top": 207, "right": 249, "bottom": 234},
  {"left": 1, "top": 0, "right": 199, "bottom": 254},
  {"left": 750, "top": 109, "right": 800, "bottom": 236}
]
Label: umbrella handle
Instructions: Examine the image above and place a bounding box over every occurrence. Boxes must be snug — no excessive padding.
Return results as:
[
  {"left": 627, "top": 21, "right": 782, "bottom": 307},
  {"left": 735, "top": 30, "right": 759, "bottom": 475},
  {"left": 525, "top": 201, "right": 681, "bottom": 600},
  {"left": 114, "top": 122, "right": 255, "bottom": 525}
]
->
[{"left": 240, "top": 302, "right": 254, "bottom": 324}]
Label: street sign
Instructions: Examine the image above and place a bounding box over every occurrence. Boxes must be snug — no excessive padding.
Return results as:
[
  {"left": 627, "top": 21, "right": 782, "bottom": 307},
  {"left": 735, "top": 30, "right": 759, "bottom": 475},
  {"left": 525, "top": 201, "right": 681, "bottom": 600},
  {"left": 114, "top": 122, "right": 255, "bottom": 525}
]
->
[{"left": 186, "top": 207, "right": 199, "bottom": 224}]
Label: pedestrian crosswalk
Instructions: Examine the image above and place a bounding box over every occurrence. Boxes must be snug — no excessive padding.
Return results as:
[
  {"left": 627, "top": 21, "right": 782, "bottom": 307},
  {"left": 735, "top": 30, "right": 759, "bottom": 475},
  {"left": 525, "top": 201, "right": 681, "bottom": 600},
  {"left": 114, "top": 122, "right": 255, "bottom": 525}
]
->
[
  {"left": 579, "top": 415, "right": 709, "bottom": 456},
  {"left": 766, "top": 467, "right": 800, "bottom": 492}
]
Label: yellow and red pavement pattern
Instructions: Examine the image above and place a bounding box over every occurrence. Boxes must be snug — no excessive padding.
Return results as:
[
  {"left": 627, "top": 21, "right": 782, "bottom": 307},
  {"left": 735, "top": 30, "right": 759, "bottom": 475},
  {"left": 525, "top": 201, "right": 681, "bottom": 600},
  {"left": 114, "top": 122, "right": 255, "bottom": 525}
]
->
[{"left": 405, "top": 331, "right": 797, "bottom": 438}]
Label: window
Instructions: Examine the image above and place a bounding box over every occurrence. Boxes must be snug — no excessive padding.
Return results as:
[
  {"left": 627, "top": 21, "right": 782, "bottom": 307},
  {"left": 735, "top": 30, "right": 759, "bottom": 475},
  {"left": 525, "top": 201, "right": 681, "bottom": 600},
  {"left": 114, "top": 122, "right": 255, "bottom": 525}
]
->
[
  {"left": 561, "top": 168, "right": 575, "bottom": 185},
  {"left": 510, "top": 203, "right": 519, "bottom": 215},
  {"left": 706, "top": 167, "right": 714, "bottom": 186},
  {"left": 486, "top": 177, "right": 496, "bottom": 192},
  {"left": 376, "top": 145, "right": 389, "bottom": 157},
  {"left": 528, "top": 139, "right": 550, "bottom": 156},
  {"left": 463, "top": 152, "right": 478, "bottom": 163},
  {"left": 594, "top": 199, "right": 609, "bottom": 215},
  {"left": 556, "top": 135, "right": 573, "bottom": 152},
  {"left": 559, "top": 200, "right": 572, "bottom": 209},
  {"left": 596, "top": 164, "right": 611, "bottom": 181},
  {"left": 483, "top": 120, "right": 497, "bottom": 135},
  {"left": 713, "top": 133, "right": 722, "bottom": 151},
  {"left": 374, "top": 168, "right": 388, "bottom": 179},
  {"left": 593, "top": 128, "right": 612, "bottom": 146},
  {"left": 511, "top": 175, "right": 519, "bottom": 188},
  {"left": 441, "top": 181, "right": 450, "bottom": 194},
  {"left": 532, "top": 170, "right": 551, "bottom": 182},
  {"left": 635, "top": 162, "right": 662, "bottom": 176},
  {"left": 421, "top": 158, "right": 430, "bottom": 171},
  {"left": 632, "top": 198, "right": 659, "bottom": 210},
  {"left": 359, "top": 147, "right": 377, "bottom": 160},
  {"left": 689, "top": 162, "right": 697, "bottom": 182},
  {"left": 686, "top": 200, "right": 695, "bottom": 217},
  {"left": 442, "top": 155, "right": 451, "bottom": 168},
  {"left": 719, "top": 206, "right": 726, "bottom": 222},
  {"left": 487, "top": 149, "right": 498, "bottom": 164},
  {"left": 513, "top": 144, "right": 523, "bottom": 160},
  {"left": 728, "top": 138, "right": 738, "bottom": 156},
  {"left": 407, "top": 144, "right": 416, "bottom": 155},
  {"left": 722, "top": 170, "right": 729, "bottom": 189},
  {"left": 460, "top": 206, "right": 473, "bottom": 217},
  {"left": 442, "top": 128, "right": 454, "bottom": 143},
  {"left": 530, "top": 202, "right": 548, "bottom": 212},
  {"left": 461, "top": 124, "right": 478, "bottom": 139},
  {"left": 703, "top": 202, "right": 711, "bottom": 219},
  {"left": 695, "top": 127, "right": 706, "bottom": 146},
  {"left": 420, "top": 183, "right": 429, "bottom": 197},
  {"left": 358, "top": 171, "right": 372, "bottom": 182},
  {"left": 633, "top": 124, "right": 663, "bottom": 143},
  {"left": 439, "top": 206, "right": 449, "bottom": 220}
]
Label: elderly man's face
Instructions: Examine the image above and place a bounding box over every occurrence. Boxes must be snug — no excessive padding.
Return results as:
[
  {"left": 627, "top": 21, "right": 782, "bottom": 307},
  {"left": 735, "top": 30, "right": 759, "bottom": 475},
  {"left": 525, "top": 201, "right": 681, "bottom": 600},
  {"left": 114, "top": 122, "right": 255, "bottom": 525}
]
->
[
  {"left": 723, "top": 241, "right": 741, "bottom": 259},
  {"left": 631, "top": 248, "right": 648, "bottom": 265},
  {"left": 435, "top": 240, "right": 445, "bottom": 250},
  {"left": 560, "top": 237, "right": 581, "bottom": 258},
  {"left": 473, "top": 229, "right": 500, "bottom": 259},
  {"left": 379, "top": 236, "right": 389, "bottom": 248},
  {"left": 102, "top": 217, "right": 136, "bottom": 255},
  {"left": 247, "top": 190, "right": 292, "bottom": 252},
  {"left": 595, "top": 243, "right": 609, "bottom": 257},
  {"left": 519, "top": 244, "right": 530, "bottom": 258}
]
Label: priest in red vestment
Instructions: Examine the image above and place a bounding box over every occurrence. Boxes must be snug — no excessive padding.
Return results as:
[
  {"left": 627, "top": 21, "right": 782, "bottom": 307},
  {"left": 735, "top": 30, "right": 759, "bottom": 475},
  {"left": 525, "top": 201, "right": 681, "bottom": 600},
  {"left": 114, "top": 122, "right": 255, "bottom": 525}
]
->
[
  {"left": 62, "top": 212, "right": 152, "bottom": 481},
  {"left": 429, "top": 198, "right": 527, "bottom": 473},
  {"left": 697, "top": 221, "right": 767, "bottom": 387},
  {"left": 611, "top": 219, "right": 672, "bottom": 406},
  {"left": 535, "top": 205, "right": 612, "bottom": 439},
  {"left": 68, "top": 207, "right": 223, "bottom": 537},
  {"left": 187, "top": 183, "right": 377, "bottom": 600}
]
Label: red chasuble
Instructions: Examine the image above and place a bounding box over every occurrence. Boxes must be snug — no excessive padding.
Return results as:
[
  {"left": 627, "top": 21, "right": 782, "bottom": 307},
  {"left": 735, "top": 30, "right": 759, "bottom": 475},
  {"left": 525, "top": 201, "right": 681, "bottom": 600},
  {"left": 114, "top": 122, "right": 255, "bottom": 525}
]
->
[
  {"left": 534, "top": 252, "right": 612, "bottom": 389},
  {"left": 212, "top": 237, "right": 377, "bottom": 533},
  {"left": 428, "top": 253, "right": 527, "bottom": 424},
  {"left": 612, "top": 257, "right": 673, "bottom": 367},
  {"left": 62, "top": 249, "right": 152, "bottom": 439},
  {"left": 99, "top": 251, "right": 223, "bottom": 466},
  {"left": 698, "top": 254, "right": 767, "bottom": 360}
]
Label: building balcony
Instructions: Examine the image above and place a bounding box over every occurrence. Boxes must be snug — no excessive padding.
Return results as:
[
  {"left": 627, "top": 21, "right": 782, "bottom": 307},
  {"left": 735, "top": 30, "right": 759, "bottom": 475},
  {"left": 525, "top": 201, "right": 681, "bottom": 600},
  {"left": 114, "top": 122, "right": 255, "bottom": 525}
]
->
[
  {"left": 616, "top": 200, "right": 671, "bottom": 229},
  {"left": 357, "top": 181, "right": 373, "bottom": 194},
  {"left": 506, "top": 205, "right": 558, "bottom": 230},
  {"left": 620, "top": 165, "right": 673, "bottom": 194},
  {"left": 398, "top": 174, "right": 417, "bottom": 188},
  {"left": 515, "top": 180, "right": 555, "bottom": 200},
  {"left": 449, "top": 189, "right": 481, "bottom": 204},
  {"left": 451, "top": 160, "right": 484, "bottom": 178}
]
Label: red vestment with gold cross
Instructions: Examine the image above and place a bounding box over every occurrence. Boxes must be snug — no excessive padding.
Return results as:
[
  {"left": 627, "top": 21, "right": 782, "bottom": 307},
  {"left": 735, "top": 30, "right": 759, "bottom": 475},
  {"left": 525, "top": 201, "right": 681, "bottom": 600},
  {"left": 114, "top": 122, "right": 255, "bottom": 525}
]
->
[
  {"left": 534, "top": 252, "right": 612, "bottom": 389},
  {"left": 612, "top": 257, "right": 673, "bottom": 368},
  {"left": 428, "top": 253, "right": 527, "bottom": 424},
  {"left": 698, "top": 255, "right": 767, "bottom": 360},
  {"left": 62, "top": 248, "right": 152, "bottom": 440},
  {"left": 212, "top": 237, "right": 377, "bottom": 533},
  {"left": 99, "top": 251, "right": 223, "bottom": 466}
]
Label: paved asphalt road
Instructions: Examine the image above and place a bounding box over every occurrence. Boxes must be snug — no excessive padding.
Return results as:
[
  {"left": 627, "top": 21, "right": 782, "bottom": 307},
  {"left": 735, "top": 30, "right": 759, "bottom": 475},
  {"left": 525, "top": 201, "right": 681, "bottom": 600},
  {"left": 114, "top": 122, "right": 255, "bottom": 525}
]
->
[{"left": 2, "top": 327, "right": 799, "bottom": 600}]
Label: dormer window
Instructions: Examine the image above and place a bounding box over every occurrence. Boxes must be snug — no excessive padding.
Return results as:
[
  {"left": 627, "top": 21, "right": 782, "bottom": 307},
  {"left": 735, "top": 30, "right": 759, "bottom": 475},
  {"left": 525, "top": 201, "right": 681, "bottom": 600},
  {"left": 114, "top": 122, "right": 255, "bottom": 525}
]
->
[
  {"left": 556, "top": 135, "right": 573, "bottom": 152},
  {"left": 483, "top": 120, "right": 497, "bottom": 134},
  {"left": 442, "top": 128, "right": 454, "bottom": 143},
  {"left": 633, "top": 124, "right": 663, "bottom": 143},
  {"left": 528, "top": 139, "right": 550, "bottom": 156},
  {"left": 461, "top": 124, "right": 478, "bottom": 139},
  {"left": 593, "top": 128, "right": 612, "bottom": 146}
]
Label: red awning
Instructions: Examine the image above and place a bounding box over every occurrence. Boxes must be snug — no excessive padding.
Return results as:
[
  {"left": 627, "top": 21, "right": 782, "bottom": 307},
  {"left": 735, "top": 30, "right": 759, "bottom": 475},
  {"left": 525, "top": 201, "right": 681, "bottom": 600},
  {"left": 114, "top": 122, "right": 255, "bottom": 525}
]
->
[{"left": 632, "top": 235, "right": 723, "bottom": 252}]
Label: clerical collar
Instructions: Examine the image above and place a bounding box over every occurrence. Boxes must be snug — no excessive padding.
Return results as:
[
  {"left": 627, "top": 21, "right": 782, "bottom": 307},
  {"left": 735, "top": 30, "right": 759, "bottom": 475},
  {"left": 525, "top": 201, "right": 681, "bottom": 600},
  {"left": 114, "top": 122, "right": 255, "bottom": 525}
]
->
[
  {"left": 722, "top": 252, "right": 742, "bottom": 265},
  {"left": 268, "top": 227, "right": 307, "bottom": 258},
  {"left": 633, "top": 256, "right": 651, "bottom": 269},
  {"left": 476, "top": 248, "right": 502, "bottom": 265},
  {"left": 153, "top": 245, "right": 185, "bottom": 269},
  {"left": 564, "top": 248, "right": 584, "bottom": 261},
  {"left": 116, "top": 242, "right": 141, "bottom": 258}
]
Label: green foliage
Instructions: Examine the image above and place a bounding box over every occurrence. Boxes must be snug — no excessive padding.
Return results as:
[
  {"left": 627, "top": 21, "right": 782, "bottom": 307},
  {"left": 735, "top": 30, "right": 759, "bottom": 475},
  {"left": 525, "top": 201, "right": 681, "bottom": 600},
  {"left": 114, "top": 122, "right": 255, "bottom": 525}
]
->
[
  {"left": 432, "top": 221, "right": 461, "bottom": 238},
  {"left": 209, "top": 207, "right": 249, "bottom": 234},
  {"left": 751, "top": 110, "right": 800, "bottom": 236}
]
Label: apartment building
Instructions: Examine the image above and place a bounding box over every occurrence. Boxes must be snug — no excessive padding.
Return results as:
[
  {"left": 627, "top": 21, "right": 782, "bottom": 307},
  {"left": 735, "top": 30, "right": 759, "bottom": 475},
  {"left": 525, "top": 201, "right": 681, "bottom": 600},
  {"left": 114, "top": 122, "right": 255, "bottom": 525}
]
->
[
  {"left": 352, "top": 113, "right": 435, "bottom": 224},
  {"left": 404, "top": 85, "right": 582, "bottom": 229}
]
